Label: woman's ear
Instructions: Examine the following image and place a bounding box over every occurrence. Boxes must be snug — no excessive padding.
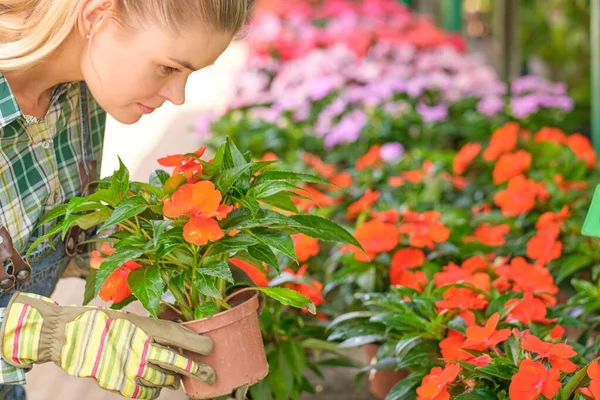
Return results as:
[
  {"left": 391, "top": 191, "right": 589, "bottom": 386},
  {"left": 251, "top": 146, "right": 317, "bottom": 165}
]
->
[{"left": 77, "top": 0, "right": 117, "bottom": 39}]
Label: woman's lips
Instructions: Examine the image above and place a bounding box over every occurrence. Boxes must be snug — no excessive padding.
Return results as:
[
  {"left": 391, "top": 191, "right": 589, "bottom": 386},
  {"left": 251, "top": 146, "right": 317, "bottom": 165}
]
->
[{"left": 137, "top": 103, "right": 156, "bottom": 114}]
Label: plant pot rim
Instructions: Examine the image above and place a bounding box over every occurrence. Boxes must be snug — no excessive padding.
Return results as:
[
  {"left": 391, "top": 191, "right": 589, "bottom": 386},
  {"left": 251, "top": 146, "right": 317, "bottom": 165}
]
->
[{"left": 180, "top": 290, "right": 259, "bottom": 333}]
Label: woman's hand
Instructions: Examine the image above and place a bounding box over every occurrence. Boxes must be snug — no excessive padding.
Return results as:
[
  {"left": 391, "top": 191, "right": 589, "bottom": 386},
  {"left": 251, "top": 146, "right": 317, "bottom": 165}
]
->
[{"left": 1, "top": 292, "right": 215, "bottom": 399}]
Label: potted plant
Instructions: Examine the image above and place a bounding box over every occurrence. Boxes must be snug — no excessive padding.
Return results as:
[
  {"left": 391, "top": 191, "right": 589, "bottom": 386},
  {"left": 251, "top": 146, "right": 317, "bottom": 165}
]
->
[{"left": 29, "top": 138, "right": 360, "bottom": 399}]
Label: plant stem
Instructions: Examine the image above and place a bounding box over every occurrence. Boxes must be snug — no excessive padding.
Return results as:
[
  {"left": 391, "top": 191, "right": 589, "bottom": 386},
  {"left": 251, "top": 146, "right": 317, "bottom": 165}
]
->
[{"left": 160, "top": 300, "right": 182, "bottom": 316}]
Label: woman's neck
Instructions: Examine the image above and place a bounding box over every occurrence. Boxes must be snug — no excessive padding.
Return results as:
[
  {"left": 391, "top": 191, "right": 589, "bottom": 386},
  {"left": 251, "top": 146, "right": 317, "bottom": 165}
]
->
[{"left": 1, "top": 17, "right": 84, "bottom": 117}]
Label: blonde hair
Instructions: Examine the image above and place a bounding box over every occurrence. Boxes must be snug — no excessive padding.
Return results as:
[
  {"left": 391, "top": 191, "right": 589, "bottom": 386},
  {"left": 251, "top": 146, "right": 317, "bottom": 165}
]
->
[{"left": 0, "top": 0, "right": 254, "bottom": 70}]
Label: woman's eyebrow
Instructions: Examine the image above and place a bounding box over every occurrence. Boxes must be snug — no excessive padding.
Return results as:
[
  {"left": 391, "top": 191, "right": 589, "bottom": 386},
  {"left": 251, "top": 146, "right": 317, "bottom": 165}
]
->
[{"left": 168, "top": 57, "right": 199, "bottom": 71}]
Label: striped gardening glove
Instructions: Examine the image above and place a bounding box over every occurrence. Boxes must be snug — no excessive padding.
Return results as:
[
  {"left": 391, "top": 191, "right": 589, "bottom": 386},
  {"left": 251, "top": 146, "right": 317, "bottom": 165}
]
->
[{"left": 0, "top": 292, "right": 215, "bottom": 399}]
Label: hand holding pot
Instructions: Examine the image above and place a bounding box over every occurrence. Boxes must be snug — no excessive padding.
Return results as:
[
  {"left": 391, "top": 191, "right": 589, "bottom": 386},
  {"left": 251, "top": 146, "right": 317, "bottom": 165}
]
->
[{"left": 1, "top": 292, "right": 215, "bottom": 399}]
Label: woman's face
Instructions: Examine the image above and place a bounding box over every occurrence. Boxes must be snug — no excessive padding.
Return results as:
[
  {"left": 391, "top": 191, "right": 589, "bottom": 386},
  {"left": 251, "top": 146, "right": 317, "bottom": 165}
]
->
[{"left": 81, "top": 18, "right": 232, "bottom": 124}]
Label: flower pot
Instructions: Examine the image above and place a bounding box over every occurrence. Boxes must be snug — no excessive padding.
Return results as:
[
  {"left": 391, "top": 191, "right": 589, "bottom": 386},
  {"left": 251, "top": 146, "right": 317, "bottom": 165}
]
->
[
  {"left": 178, "top": 291, "right": 269, "bottom": 399},
  {"left": 364, "top": 344, "right": 409, "bottom": 399}
]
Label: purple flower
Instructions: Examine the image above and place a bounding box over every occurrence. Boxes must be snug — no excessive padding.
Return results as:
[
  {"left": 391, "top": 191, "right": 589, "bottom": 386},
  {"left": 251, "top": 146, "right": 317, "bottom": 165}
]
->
[
  {"left": 324, "top": 109, "right": 367, "bottom": 148},
  {"left": 250, "top": 107, "right": 281, "bottom": 123},
  {"left": 477, "top": 97, "right": 504, "bottom": 117},
  {"left": 511, "top": 95, "right": 539, "bottom": 119},
  {"left": 309, "top": 77, "right": 341, "bottom": 101},
  {"left": 537, "top": 94, "right": 574, "bottom": 112},
  {"left": 380, "top": 142, "right": 404, "bottom": 162},
  {"left": 416, "top": 103, "right": 448, "bottom": 122},
  {"left": 194, "top": 111, "right": 216, "bottom": 139}
]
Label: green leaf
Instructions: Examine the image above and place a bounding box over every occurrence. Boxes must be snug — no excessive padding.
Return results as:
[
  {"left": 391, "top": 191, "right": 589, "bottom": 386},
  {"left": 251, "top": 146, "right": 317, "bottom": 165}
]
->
[
  {"left": 283, "top": 340, "right": 305, "bottom": 382},
  {"left": 288, "top": 215, "right": 361, "bottom": 247},
  {"left": 149, "top": 169, "right": 171, "bottom": 187},
  {"left": 485, "top": 292, "right": 521, "bottom": 319},
  {"left": 211, "top": 163, "right": 253, "bottom": 194},
  {"left": 128, "top": 264, "right": 164, "bottom": 319},
  {"left": 75, "top": 209, "right": 111, "bottom": 230},
  {"left": 236, "top": 195, "right": 260, "bottom": 217},
  {"left": 395, "top": 335, "right": 422, "bottom": 358},
  {"left": 474, "top": 364, "right": 518, "bottom": 381},
  {"left": 454, "top": 390, "right": 498, "bottom": 399},
  {"left": 25, "top": 224, "right": 63, "bottom": 259},
  {"left": 253, "top": 171, "right": 331, "bottom": 186},
  {"left": 36, "top": 204, "right": 68, "bottom": 227},
  {"left": 338, "top": 335, "right": 386, "bottom": 348},
  {"left": 258, "top": 193, "right": 299, "bottom": 213},
  {"left": 251, "top": 181, "right": 304, "bottom": 199},
  {"left": 248, "top": 244, "right": 279, "bottom": 271},
  {"left": 83, "top": 268, "right": 97, "bottom": 305},
  {"left": 250, "top": 227, "right": 297, "bottom": 263},
  {"left": 328, "top": 311, "right": 378, "bottom": 329},
  {"left": 556, "top": 254, "right": 593, "bottom": 284},
  {"left": 268, "top": 348, "right": 294, "bottom": 400},
  {"left": 194, "top": 302, "right": 218, "bottom": 319},
  {"left": 385, "top": 373, "right": 422, "bottom": 400},
  {"left": 111, "top": 157, "right": 130, "bottom": 200},
  {"left": 193, "top": 274, "right": 222, "bottom": 300},
  {"left": 109, "top": 296, "right": 137, "bottom": 310},
  {"left": 151, "top": 220, "right": 172, "bottom": 247},
  {"left": 255, "top": 287, "right": 316, "bottom": 314},
  {"left": 314, "top": 357, "right": 361, "bottom": 368},
  {"left": 212, "top": 143, "right": 225, "bottom": 169},
  {"left": 224, "top": 137, "right": 248, "bottom": 169},
  {"left": 87, "top": 188, "right": 120, "bottom": 207},
  {"left": 95, "top": 248, "right": 145, "bottom": 295},
  {"left": 248, "top": 378, "right": 273, "bottom": 400},
  {"left": 197, "top": 260, "right": 234, "bottom": 283},
  {"left": 207, "top": 234, "right": 259, "bottom": 257},
  {"left": 98, "top": 197, "right": 148, "bottom": 232}
]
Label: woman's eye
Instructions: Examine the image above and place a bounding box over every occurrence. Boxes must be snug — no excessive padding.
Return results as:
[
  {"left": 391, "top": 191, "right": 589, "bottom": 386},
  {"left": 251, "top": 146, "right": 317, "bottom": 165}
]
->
[{"left": 161, "top": 66, "right": 180, "bottom": 75}]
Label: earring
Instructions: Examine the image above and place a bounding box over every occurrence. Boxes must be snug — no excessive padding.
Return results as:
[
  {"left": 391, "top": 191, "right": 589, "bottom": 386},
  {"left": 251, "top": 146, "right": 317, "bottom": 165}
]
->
[{"left": 86, "top": 34, "right": 91, "bottom": 39}]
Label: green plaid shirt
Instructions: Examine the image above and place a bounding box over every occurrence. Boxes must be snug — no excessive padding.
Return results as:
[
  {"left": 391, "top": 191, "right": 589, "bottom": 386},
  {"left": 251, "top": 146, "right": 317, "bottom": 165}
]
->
[
  {"left": 0, "top": 72, "right": 106, "bottom": 255},
  {"left": 0, "top": 73, "right": 105, "bottom": 386}
]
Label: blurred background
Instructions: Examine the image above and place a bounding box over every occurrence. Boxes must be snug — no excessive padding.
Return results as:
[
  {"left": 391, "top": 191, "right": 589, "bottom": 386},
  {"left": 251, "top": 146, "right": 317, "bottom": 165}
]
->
[{"left": 26, "top": 1, "right": 598, "bottom": 399}]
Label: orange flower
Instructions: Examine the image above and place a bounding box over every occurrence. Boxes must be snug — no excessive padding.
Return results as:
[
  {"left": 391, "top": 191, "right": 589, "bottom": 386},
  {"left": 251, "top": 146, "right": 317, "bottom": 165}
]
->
[
  {"left": 99, "top": 260, "right": 143, "bottom": 303},
  {"left": 526, "top": 226, "right": 562, "bottom": 265},
  {"left": 567, "top": 133, "right": 596, "bottom": 168},
  {"left": 494, "top": 175, "right": 541, "bottom": 216},
  {"left": 356, "top": 145, "right": 382, "bottom": 170},
  {"left": 505, "top": 293, "right": 557, "bottom": 325},
  {"left": 493, "top": 150, "right": 532, "bottom": 184},
  {"left": 509, "top": 360, "right": 561, "bottom": 400},
  {"left": 261, "top": 152, "right": 278, "bottom": 161},
  {"left": 440, "top": 330, "right": 491, "bottom": 366},
  {"left": 285, "top": 265, "right": 325, "bottom": 308},
  {"left": 554, "top": 174, "right": 588, "bottom": 191},
  {"left": 391, "top": 248, "right": 426, "bottom": 269},
  {"left": 402, "top": 169, "right": 425, "bottom": 184},
  {"left": 303, "top": 153, "right": 336, "bottom": 178},
  {"left": 292, "top": 234, "right": 320, "bottom": 263},
  {"left": 330, "top": 172, "right": 353, "bottom": 189},
  {"left": 536, "top": 206, "right": 571, "bottom": 229},
  {"left": 292, "top": 185, "right": 334, "bottom": 212},
  {"left": 522, "top": 334, "right": 577, "bottom": 373},
  {"left": 534, "top": 127, "right": 568, "bottom": 145},
  {"left": 462, "top": 313, "right": 511, "bottom": 351},
  {"left": 163, "top": 181, "right": 231, "bottom": 220},
  {"left": 483, "top": 122, "right": 519, "bottom": 161},
  {"left": 446, "top": 173, "right": 469, "bottom": 191},
  {"left": 389, "top": 248, "right": 427, "bottom": 291},
  {"left": 230, "top": 258, "right": 268, "bottom": 287},
  {"left": 578, "top": 361, "right": 600, "bottom": 399},
  {"left": 416, "top": 364, "right": 460, "bottom": 400},
  {"left": 90, "top": 243, "right": 116, "bottom": 269},
  {"left": 348, "top": 189, "right": 380, "bottom": 215},
  {"left": 436, "top": 287, "right": 488, "bottom": 312},
  {"left": 372, "top": 209, "right": 400, "bottom": 223},
  {"left": 434, "top": 262, "right": 490, "bottom": 292},
  {"left": 461, "top": 256, "right": 489, "bottom": 272},
  {"left": 471, "top": 203, "right": 491, "bottom": 215},
  {"left": 464, "top": 223, "right": 510, "bottom": 246},
  {"left": 158, "top": 146, "right": 207, "bottom": 181},
  {"left": 399, "top": 211, "right": 450, "bottom": 249},
  {"left": 453, "top": 142, "right": 481, "bottom": 175},
  {"left": 343, "top": 219, "right": 400, "bottom": 262},
  {"left": 549, "top": 325, "right": 565, "bottom": 340},
  {"left": 390, "top": 267, "right": 427, "bottom": 292},
  {"left": 496, "top": 257, "right": 559, "bottom": 302},
  {"left": 183, "top": 215, "right": 225, "bottom": 246}
]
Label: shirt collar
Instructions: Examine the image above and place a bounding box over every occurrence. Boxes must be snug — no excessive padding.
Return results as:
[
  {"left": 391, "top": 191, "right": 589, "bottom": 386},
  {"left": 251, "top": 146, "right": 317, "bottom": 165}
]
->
[
  {"left": 0, "top": 71, "right": 23, "bottom": 128},
  {"left": 0, "top": 71, "right": 75, "bottom": 129}
]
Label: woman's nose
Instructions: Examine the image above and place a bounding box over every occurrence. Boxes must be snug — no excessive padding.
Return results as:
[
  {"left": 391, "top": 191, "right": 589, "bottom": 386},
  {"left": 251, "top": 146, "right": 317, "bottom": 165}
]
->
[{"left": 161, "top": 80, "right": 186, "bottom": 106}]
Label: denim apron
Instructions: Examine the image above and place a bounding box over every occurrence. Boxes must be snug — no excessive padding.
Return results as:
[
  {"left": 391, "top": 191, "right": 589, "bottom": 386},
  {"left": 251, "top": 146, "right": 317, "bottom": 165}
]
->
[{"left": 0, "top": 82, "right": 95, "bottom": 400}]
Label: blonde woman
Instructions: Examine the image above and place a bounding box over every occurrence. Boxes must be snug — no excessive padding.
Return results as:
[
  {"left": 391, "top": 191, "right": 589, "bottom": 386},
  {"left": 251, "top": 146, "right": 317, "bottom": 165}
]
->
[{"left": 0, "top": 1, "right": 253, "bottom": 399}]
